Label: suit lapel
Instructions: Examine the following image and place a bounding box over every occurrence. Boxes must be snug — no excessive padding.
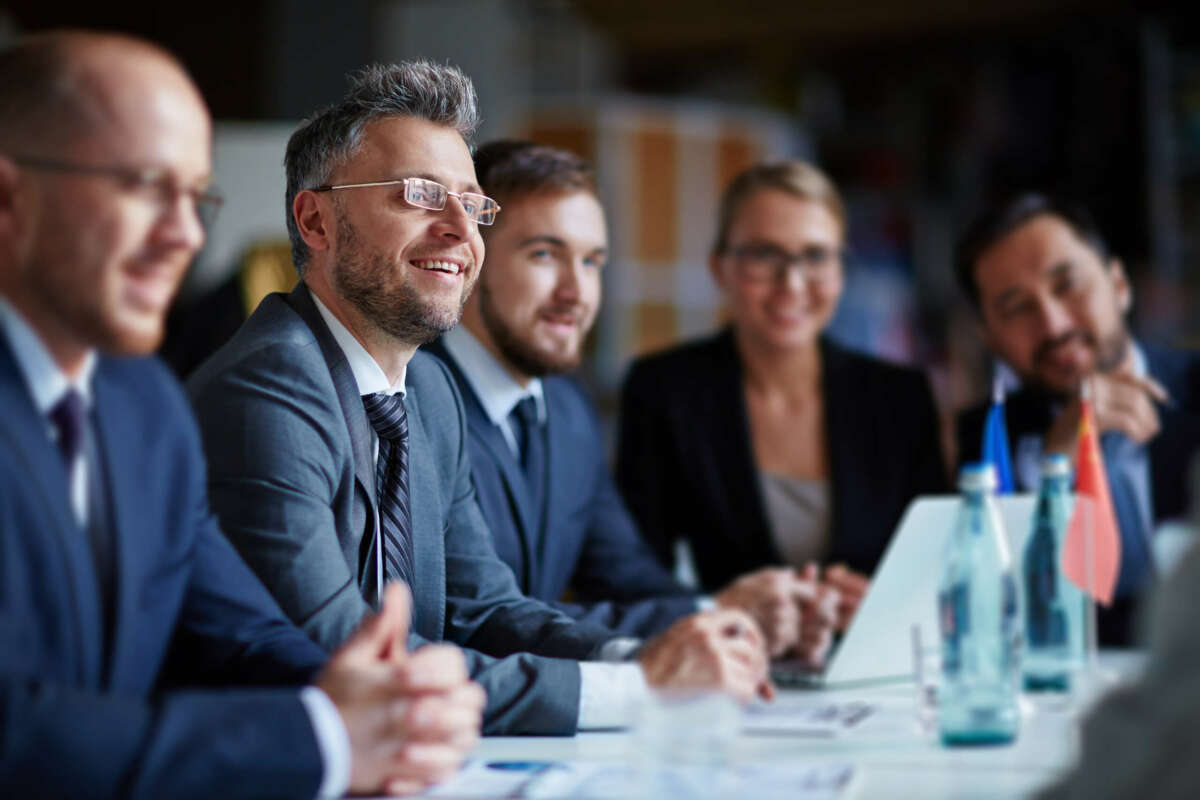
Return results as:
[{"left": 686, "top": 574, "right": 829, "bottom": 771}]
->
[
  {"left": 820, "top": 338, "right": 852, "bottom": 556},
  {"left": 92, "top": 361, "right": 144, "bottom": 688},
  {"left": 0, "top": 336, "right": 103, "bottom": 685},
  {"left": 283, "top": 285, "right": 381, "bottom": 604},
  {"left": 284, "top": 284, "right": 378, "bottom": 510},
  {"left": 398, "top": 381, "right": 445, "bottom": 636},
  {"left": 427, "top": 340, "right": 539, "bottom": 582},
  {"left": 712, "top": 330, "right": 781, "bottom": 564}
]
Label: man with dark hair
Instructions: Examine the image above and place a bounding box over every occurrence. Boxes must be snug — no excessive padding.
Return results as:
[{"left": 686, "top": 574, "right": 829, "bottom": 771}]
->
[
  {"left": 955, "top": 192, "right": 1200, "bottom": 644},
  {"left": 425, "top": 140, "right": 837, "bottom": 661},
  {"left": 0, "top": 31, "right": 483, "bottom": 798},
  {"left": 189, "top": 62, "right": 771, "bottom": 738}
]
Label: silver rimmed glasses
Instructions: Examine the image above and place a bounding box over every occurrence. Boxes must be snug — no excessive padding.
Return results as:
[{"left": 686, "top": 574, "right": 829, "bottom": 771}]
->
[
  {"left": 313, "top": 176, "right": 501, "bottom": 225},
  {"left": 13, "top": 156, "right": 224, "bottom": 228}
]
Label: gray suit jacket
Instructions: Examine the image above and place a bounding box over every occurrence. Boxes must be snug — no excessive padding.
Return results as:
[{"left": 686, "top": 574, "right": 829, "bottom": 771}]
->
[
  {"left": 187, "top": 284, "right": 620, "bottom": 735},
  {"left": 1037, "top": 538, "right": 1200, "bottom": 799}
]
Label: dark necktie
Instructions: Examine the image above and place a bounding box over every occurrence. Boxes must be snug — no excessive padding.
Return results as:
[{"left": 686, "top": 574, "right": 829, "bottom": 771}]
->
[
  {"left": 49, "top": 389, "right": 85, "bottom": 470},
  {"left": 49, "top": 389, "right": 116, "bottom": 669},
  {"left": 509, "top": 396, "right": 546, "bottom": 513},
  {"left": 362, "top": 392, "right": 416, "bottom": 588}
]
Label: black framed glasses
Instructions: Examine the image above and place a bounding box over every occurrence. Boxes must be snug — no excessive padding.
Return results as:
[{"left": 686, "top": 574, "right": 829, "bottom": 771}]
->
[
  {"left": 726, "top": 242, "right": 844, "bottom": 284},
  {"left": 13, "top": 155, "right": 224, "bottom": 228},
  {"left": 312, "top": 176, "right": 501, "bottom": 225}
]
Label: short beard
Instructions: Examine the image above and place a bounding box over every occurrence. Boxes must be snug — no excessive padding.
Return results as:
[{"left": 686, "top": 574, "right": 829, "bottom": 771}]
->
[
  {"left": 478, "top": 280, "right": 583, "bottom": 378},
  {"left": 332, "top": 213, "right": 468, "bottom": 347}
]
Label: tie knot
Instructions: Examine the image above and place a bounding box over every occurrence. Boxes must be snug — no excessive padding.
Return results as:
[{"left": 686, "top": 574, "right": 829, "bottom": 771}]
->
[
  {"left": 512, "top": 395, "right": 539, "bottom": 428},
  {"left": 49, "top": 388, "right": 86, "bottom": 465},
  {"left": 362, "top": 392, "right": 409, "bottom": 442}
]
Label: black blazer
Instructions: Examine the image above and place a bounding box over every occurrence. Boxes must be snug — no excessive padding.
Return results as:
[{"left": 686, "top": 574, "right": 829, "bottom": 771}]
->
[
  {"left": 956, "top": 343, "right": 1200, "bottom": 646},
  {"left": 617, "top": 329, "right": 948, "bottom": 590}
]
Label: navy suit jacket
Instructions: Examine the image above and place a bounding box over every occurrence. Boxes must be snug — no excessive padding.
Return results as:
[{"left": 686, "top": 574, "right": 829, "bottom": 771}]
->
[
  {"left": 188, "top": 285, "right": 621, "bottom": 736},
  {"left": 956, "top": 343, "right": 1200, "bottom": 644},
  {"left": 617, "top": 330, "right": 949, "bottom": 590},
  {"left": 426, "top": 340, "right": 698, "bottom": 637},
  {"left": 0, "top": 334, "right": 329, "bottom": 799}
]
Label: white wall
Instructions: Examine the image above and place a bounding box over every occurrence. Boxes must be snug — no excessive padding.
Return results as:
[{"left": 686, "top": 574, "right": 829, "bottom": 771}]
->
[{"left": 184, "top": 122, "right": 296, "bottom": 299}]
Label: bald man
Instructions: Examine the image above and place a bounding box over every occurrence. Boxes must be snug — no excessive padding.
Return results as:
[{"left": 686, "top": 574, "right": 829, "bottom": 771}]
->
[{"left": 0, "top": 32, "right": 481, "bottom": 798}]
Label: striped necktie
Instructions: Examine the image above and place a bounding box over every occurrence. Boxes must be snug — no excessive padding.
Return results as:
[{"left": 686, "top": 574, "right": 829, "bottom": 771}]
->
[{"left": 362, "top": 392, "right": 415, "bottom": 588}]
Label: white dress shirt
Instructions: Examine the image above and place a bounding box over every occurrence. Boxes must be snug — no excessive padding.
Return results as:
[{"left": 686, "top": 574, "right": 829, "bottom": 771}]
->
[{"left": 0, "top": 297, "right": 349, "bottom": 800}]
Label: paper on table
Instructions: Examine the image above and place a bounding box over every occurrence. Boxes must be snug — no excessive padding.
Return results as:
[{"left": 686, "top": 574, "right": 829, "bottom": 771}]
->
[
  {"left": 742, "top": 698, "right": 877, "bottom": 736},
  {"left": 409, "top": 758, "right": 858, "bottom": 799}
]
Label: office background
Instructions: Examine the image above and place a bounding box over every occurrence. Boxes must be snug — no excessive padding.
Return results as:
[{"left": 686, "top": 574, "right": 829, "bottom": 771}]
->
[{"left": 4, "top": 0, "right": 1196, "bottom": 466}]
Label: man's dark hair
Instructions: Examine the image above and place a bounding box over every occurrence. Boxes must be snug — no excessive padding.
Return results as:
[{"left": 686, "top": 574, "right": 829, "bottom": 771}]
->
[
  {"left": 284, "top": 60, "right": 479, "bottom": 275},
  {"left": 472, "top": 139, "right": 596, "bottom": 210},
  {"left": 954, "top": 193, "right": 1113, "bottom": 309}
]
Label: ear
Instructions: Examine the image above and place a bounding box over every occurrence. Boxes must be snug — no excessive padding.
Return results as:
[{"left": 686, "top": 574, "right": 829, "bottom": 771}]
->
[
  {"left": 1107, "top": 257, "right": 1132, "bottom": 315},
  {"left": 293, "top": 189, "right": 334, "bottom": 254}
]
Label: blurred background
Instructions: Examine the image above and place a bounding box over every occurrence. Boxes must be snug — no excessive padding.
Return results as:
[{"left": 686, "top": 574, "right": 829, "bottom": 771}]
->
[{"left": 4, "top": 0, "right": 1197, "bottom": 463}]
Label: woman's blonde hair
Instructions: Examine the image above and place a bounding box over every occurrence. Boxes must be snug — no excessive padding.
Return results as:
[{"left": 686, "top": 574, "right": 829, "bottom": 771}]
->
[{"left": 713, "top": 160, "right": 846, "bottom": 254}]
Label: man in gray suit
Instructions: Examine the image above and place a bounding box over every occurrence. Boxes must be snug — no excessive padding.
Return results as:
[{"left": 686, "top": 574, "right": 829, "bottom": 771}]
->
[{"left": 188, "top": 61, "right": 770, "bottom": 737}]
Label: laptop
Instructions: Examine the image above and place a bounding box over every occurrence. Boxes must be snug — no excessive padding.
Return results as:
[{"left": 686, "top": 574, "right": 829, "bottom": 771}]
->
[{"left": 772, "top": 494, "right": 1038, "bottom": 688}]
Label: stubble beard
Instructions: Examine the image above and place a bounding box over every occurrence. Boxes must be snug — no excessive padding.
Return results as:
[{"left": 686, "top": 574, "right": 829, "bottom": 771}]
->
[
  {"left": 332, "top": 215, "right": 472, "bottom": 347},
  {"left": 478, "top": 279, "right": 585, "bottom": 378}
]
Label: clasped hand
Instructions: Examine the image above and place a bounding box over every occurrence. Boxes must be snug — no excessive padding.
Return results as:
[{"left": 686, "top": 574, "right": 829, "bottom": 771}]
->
[{"left": 315, "top": 584, "right": 485, "bottom": 796}]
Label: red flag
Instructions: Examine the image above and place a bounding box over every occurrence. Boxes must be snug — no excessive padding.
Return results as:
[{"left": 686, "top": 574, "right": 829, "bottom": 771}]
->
[{"left": 1061, "top": 399, "right": 1121, "bottom": 605}]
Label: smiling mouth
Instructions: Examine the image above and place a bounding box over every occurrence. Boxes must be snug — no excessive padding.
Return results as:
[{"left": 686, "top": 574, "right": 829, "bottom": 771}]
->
[{"left": 411, "top": 258, "right": 463, "bottom": 275}]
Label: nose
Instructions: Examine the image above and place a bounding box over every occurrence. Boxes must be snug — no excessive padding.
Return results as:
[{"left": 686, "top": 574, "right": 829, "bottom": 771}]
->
[
  {"left": 555, "top": 259, "right": 584, "bottom": 301},
  {"left": 156, "top": 192, "right": 206, "bottom": 254},
  {"left": 775, "top": 262, "right": 808, "bottom": 295},
  {"left": 1035, "top": 296, "right": 1074, "bottom": 338},
  {"left": 433, "top": 194, "right": 475, "bottom": 241}
]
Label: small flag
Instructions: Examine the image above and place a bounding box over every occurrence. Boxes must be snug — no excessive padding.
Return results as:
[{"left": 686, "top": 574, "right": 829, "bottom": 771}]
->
[
  {"left": 1061, "top": 398, "right": 1121, "bottom": 605},
  {"left": 982, "top": 374, "right": 1015, "bottom": 494}
]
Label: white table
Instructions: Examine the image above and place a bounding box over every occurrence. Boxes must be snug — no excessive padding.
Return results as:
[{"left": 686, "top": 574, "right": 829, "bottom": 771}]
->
[{"left": 469, "top": 652, "right": 1143, "bottom": 799}]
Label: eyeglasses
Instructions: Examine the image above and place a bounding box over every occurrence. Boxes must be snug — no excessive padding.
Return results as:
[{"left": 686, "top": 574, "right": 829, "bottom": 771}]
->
[
  {"left": 312, "top": 176, "right": 501, "bottom": 225},
  {"left": 726, "top": 242, "right": 844, "bottom": 284},
  {"left": 13, "top": 156, "right": 224, "bottom": 228}
]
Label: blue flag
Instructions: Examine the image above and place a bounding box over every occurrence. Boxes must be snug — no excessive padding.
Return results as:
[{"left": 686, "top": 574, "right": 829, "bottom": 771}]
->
[{"left": 982, "top": 375, "right": 1015, "bottom": 494}]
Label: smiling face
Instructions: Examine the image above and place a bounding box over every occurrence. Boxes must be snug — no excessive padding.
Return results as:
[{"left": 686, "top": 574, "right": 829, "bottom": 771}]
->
[
  {"left": 711, "top": 189, "right": 845, "bottom": 354},
  {"left": 3, "top": 44, "right": 211, "bottom": 370},
  {"left": 973, "top": 213, "right": 1131, "bottom": 396},
  {"left": 310, "top": 115, "right": 485, "bottom": 346},
  {"left": 464, "top": 189, "right": 606, "bottom": 382}
]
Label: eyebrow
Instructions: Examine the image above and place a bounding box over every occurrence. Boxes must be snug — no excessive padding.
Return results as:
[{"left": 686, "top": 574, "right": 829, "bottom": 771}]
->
[
  {"left": 518, "top": 235, "right": 568, "bottom": 248},
  {"left": 406, "top": 172, "right": 484, "bottom": 195}
]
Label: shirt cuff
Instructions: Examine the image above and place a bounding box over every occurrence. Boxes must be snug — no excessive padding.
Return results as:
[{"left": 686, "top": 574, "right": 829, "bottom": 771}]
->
[
  {"left": 576, "top": 661, "right": 651, "bottom": 730},
  {"left": 695, "top": 595, "right": 717, "bottom": 612},
  {"left": 597, "top": 636, "right": 642, "bottom": 662},
  {"left": 299, "top": 686, "right": 351, "bottom": 800}
]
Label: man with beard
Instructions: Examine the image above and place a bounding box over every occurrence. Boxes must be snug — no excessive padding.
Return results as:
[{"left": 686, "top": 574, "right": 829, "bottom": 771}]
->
[
  {"left": 426, "top": 140, "right": 837, "bottom": 663},
  {"left": 188, "top": 62, "right": 773, "bottom": 738},
  {"left": 0, "top": 32, "right": 484, "bottom": 798},
  {"left": 955, "top": 193, "right": 1200, "bottom": 645}
]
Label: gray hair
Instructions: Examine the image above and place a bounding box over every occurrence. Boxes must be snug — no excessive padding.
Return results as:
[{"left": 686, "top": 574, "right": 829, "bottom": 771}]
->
[{"left": 284, "top": 60, "right": 480, "bottom": 274}]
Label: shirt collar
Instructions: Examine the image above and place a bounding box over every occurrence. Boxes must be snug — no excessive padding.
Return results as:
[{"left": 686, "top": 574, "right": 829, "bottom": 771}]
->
[
  {"left": 310, "top": 292, "right": 406, "bottom": 397},
  {"left": 0, "top": 296, "right": 97, "bottom": 414},
  {"left": 441, "top": 325, "right": 544, "bottom": 425}
]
